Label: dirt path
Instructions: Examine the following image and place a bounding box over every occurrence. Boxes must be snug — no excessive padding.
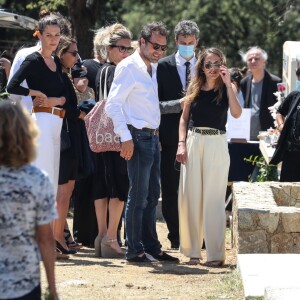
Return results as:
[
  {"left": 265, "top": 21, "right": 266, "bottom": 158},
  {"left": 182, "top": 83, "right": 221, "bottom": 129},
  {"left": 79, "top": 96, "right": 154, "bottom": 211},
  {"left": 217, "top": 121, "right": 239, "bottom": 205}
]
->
[{"left": 41, "top": 222, "right": 243, "bottom": 300}]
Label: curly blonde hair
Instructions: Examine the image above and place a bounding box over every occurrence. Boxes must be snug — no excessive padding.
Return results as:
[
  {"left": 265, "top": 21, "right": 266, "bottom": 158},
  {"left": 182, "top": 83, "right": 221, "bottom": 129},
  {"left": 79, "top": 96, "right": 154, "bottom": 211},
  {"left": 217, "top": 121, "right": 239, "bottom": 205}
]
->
[
  {"left": 186, "top": 47, "right": 226, "bottom": 105},
  {"left": 0, "top": 101, "right": 39, "bottom": 168},
  {"left": 93, "top": 27, "right": 109, "bottom": 60}
]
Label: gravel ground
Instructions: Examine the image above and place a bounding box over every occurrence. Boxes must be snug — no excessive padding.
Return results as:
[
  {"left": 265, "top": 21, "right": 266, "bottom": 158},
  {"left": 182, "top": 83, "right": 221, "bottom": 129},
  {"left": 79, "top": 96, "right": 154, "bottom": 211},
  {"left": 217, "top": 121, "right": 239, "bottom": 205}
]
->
[{"left": 41, "top": 221, "right": 243, "bottom": 300}]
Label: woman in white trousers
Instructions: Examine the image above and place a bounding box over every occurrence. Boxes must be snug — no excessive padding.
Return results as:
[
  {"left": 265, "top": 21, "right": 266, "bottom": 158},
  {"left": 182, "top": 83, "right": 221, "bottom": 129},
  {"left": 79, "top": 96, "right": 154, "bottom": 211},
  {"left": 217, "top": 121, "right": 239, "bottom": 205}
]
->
[
  {"left": 7, "top": 15, "right": 66, "bottom": 197},
  {"left": 176, "top": 48, "right": 241, "bottom": 266}
]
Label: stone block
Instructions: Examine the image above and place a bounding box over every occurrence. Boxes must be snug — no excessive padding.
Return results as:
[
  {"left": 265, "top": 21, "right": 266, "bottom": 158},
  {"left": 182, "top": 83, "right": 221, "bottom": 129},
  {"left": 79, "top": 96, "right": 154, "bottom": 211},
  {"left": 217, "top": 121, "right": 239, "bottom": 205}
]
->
[
  {"left": 271, "top": 233, "right": 293, "bottom": 253},
  {"left": 238, "top": 230, "right": 268, "bottom": 253},
  {"left": 293, "top": 234, "right": 300, "bottom": 253},
  {"left": 291, "top": 185, "right": 300, "bottom": 200},
  {"left": 282, "top": 213, "right": 300, "bottom": 233},
  {"left": 273, "top": 187, "right": 295, "bottom": 206},
  {"left": 258, "top": 213, "right": 279, "bottom": 233},
  {"left": 238, "top": 210, "right": 254, "bottom": 230}
]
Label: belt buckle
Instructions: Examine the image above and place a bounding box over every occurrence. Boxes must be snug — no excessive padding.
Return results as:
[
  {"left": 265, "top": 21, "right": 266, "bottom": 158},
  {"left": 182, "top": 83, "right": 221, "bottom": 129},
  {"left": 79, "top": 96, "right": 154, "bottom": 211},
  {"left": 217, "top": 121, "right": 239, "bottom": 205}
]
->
[{"left": 153, "top": 128, "right": 158, "bottom": 135}]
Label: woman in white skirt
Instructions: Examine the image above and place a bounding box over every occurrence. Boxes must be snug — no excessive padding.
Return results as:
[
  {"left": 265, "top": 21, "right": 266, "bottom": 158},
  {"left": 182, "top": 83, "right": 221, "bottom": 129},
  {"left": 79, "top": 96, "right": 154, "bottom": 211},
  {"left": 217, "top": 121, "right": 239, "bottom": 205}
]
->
[
  {"left": 7, "top": 14, "right": 65, "bottom": 196},
  {"left": 176, "top": 48, "right": 241, "bottom": 266}
]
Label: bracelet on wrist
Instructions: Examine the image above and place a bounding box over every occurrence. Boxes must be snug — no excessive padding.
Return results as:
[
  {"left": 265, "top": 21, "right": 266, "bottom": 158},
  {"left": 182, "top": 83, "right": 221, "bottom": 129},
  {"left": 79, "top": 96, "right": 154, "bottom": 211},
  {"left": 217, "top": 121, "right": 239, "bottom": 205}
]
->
[{"left": 178, "top": 140, "right": 185, "bottom": 144}]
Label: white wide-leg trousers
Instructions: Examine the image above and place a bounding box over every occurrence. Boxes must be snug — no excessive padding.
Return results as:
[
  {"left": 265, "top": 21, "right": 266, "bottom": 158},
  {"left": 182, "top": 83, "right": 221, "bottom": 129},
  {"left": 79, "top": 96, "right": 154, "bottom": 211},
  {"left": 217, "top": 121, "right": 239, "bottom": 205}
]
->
[{"left": 178, "top": 129, "right": 230, "bottom": 262}]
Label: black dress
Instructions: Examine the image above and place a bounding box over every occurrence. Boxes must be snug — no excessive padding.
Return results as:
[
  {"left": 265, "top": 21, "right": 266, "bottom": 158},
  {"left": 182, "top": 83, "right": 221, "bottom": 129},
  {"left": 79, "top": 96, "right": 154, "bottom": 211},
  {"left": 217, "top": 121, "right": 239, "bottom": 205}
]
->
[
  {"left": 92, "top": 62, "right": 129, "bottom": 202},
  {"left": 58, "top": 72, "right": 81, "bottom": 184}
]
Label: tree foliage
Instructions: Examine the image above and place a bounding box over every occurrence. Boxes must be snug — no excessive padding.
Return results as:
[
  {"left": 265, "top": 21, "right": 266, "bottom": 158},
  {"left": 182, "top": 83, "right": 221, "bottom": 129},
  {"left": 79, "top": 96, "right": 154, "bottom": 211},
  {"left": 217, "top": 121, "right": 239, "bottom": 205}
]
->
[{"left": 0, "top": 0, "right": 299, "bottom": 75}]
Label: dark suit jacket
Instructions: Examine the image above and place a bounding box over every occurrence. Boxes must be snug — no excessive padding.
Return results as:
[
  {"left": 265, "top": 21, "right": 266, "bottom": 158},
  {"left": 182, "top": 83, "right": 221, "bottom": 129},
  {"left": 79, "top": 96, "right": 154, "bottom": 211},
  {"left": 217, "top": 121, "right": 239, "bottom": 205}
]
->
[
  {"left": 157, "top": 53, "right": 185, "bottom": 146},
  {"left": 240, "top": 70, "right": 281, "bottom": 131}
]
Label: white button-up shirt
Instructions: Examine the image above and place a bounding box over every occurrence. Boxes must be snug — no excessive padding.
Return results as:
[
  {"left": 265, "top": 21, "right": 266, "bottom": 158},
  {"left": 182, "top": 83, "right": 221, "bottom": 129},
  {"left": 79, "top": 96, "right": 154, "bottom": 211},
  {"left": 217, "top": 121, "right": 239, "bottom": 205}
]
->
[
  {"left": 106, "top": 50, "right": 160, "bottom": 142},
  {"left": 175, "top": 51, "right": 197, "bottom": 90}
]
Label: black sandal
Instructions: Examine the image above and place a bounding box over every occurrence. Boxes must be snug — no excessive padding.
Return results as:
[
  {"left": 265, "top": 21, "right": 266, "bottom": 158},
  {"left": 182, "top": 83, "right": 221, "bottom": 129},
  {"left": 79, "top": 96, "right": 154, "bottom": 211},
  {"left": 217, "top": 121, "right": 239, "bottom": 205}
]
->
[{"left": 64, "top": 229, "right": 83, "bottom": 249}]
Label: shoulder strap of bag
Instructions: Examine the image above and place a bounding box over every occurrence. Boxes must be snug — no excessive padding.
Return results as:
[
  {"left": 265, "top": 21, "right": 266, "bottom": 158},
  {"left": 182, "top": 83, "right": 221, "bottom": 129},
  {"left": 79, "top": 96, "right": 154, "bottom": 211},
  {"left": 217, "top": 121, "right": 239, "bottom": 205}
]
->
[{"left": 99, "top": 65, "right": 110, "bottom": 101}]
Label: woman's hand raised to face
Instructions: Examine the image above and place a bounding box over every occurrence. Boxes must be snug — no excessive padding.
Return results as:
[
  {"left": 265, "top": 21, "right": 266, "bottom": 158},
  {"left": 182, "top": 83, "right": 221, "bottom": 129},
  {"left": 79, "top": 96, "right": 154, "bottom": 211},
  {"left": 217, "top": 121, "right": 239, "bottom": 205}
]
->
[{"left": 219, "top": 65, "right": 232, "bottom": 87}]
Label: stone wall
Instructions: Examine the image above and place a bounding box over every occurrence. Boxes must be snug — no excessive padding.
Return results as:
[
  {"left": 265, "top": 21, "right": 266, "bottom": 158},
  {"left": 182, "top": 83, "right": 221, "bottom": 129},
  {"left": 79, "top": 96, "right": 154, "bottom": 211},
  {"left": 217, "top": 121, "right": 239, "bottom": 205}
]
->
[{"left": 232, "top": 182, "right": 300, "bottom": 254}]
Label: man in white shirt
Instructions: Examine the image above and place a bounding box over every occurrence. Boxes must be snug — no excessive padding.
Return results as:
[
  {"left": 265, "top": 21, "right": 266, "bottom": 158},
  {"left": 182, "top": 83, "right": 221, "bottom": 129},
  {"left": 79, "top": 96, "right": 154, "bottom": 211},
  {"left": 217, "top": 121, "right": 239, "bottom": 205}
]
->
[
  {"left": 157, "top": 20, "right": 199, "bottom": 249},
  {"left": 106, "top": 22, "right": 178, "bottom": 263}
]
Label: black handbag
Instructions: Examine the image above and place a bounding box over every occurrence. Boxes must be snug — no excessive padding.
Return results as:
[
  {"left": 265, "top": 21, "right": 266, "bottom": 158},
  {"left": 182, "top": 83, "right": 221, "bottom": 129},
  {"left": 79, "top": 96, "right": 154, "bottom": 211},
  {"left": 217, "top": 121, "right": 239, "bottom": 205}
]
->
[{"left": 60, "top": 119, "right": 71, "bottom": 152}]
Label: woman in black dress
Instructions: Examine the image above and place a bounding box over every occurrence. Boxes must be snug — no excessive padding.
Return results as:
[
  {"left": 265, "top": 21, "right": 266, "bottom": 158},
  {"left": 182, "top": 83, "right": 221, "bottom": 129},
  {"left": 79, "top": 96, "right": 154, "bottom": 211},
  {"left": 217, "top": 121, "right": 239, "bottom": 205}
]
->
[
  {"left": 53, "top": 36, "right": 88, "bottom": 254},
  {"left": 93, "top": 23, "right": 133, "bottom": 258}
]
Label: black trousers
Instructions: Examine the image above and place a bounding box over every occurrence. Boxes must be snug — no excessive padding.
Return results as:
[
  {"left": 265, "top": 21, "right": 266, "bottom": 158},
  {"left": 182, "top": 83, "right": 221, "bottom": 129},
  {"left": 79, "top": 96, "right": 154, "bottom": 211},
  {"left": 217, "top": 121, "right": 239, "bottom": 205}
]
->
[
  {"left": 160, "top": 144, "right": 180, "bottom": 244},
  {"left": 280, "top": 151, "right": 300, "bottom": 182},
  {"left": 1, "top": 285, "right": 41, "bottom": 300}
]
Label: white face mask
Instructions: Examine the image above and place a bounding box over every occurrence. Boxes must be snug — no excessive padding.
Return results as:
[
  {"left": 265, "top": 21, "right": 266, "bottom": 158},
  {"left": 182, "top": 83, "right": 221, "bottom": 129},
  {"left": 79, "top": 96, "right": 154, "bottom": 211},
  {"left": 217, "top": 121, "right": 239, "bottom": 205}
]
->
[{"left": 296, "top": 80, "right": 300, "bottom": 91}]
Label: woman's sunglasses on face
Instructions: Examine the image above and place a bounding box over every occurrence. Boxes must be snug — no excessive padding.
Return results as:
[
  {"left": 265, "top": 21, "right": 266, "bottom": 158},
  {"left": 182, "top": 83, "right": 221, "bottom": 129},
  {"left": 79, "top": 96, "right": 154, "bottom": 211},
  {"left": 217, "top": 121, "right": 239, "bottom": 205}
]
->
[
  {"left": 110, "top": 45, "right": 134, "bottom": 54},
  {"left": 145, "top": 39, "right": 168, "bottom": 52},
  {"left": 66, "top": 50, "right": 79, "bottom": 57},
  {"left": 204, "top": 62, "right": 222, "bottom": 69}
]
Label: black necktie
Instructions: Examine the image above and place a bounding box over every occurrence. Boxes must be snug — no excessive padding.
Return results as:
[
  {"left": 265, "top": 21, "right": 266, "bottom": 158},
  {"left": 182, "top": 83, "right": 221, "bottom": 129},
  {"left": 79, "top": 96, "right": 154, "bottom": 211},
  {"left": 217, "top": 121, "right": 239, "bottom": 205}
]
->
[{"left": 184, "top": 61, "right": 191, "bottom": 90}]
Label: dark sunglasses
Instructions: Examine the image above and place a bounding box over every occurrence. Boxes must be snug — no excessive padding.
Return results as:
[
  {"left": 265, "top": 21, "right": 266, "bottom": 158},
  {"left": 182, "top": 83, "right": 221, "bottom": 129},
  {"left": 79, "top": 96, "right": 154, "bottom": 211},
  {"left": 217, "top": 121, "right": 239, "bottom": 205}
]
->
[
  {"left": 145, "top": 39, "right": 168, "bottom": 52},
  {"left": 66, "top": 50, "right": 79, "bottom": 57},
  {"left": 204, "top": 62, "right": 221, "bottom": 69},
  {"left": 110, "top": 45, "right": 134, "bottom": 54}
]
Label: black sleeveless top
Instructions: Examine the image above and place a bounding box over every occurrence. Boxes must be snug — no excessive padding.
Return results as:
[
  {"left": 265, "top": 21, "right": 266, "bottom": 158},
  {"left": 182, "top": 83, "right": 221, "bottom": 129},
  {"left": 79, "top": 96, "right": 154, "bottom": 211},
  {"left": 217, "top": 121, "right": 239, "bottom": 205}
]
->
[{"left": 189, "top": 88, "right": 229, "bottom": 131}]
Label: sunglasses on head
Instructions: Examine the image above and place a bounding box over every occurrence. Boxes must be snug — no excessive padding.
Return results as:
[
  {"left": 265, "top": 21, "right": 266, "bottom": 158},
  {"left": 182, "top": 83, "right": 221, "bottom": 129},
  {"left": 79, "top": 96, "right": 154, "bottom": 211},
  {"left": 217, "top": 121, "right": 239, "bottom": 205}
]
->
[
  {"left": 145, "top": 39, "right": 168, "bottom": 52},
  {"left": 66, "top": 50, "right": 79, "bottom": 57},
  {"left": 204, "top": 62, "right": 221, "bottom": 69},
  {"left": 110, "top": 45, "right": 134, "bottom": 54}
]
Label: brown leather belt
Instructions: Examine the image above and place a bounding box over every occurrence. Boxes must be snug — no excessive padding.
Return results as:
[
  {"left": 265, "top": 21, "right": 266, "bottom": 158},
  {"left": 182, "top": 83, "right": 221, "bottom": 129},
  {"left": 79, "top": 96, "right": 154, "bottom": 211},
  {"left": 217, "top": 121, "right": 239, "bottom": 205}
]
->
[{"left": 32, "top": 107, "right": 65, "bottom": 118}]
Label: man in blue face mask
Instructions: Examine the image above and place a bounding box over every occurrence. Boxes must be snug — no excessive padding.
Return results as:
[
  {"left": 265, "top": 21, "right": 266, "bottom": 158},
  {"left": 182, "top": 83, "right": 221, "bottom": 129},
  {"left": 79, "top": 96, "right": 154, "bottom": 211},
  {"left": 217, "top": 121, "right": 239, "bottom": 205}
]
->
[{"left": 157, "top": 20, "right": 199, "bottom": 249}]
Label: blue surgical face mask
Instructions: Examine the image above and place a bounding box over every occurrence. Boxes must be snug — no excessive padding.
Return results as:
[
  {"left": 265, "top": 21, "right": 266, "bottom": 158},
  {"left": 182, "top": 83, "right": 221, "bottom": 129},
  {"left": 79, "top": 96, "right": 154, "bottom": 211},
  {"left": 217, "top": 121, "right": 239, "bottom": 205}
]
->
[
  {"left": 178, "top": 45, "right": 194, "bottom": 59},
  {"left": 296, "top": 80, "right": 300, "bottom": 91}
]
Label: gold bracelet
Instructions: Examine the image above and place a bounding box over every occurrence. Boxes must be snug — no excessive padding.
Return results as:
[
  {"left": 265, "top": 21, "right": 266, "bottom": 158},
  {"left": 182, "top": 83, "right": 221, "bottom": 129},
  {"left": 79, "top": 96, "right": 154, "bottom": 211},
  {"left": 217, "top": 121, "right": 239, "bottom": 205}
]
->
[{"left": 178, "top": 141, "right": 185, "bottom": 144}]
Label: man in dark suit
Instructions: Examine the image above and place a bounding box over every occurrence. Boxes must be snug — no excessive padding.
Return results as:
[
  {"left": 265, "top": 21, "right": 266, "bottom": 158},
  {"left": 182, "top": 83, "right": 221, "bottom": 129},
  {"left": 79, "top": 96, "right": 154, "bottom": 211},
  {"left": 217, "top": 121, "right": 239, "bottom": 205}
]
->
[
  {"left": 240, "top": 46, "right": 281, "bottom": 140},
  {"left": 157, "top": 20, "right": 200, "bottom": 249}
]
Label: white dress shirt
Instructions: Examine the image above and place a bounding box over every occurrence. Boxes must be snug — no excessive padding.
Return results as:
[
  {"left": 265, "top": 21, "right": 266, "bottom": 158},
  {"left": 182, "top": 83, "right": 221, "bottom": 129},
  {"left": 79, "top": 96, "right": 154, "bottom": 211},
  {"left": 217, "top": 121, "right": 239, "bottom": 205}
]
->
[
  {"left": 175, "top": 51, "right": 197, "bottom": 90},
  {"left": 7, "top": 43, "right": 41, "bottom": 112},
  {"left": 106, "top": 50, "right": 160, "bottom": 142}
]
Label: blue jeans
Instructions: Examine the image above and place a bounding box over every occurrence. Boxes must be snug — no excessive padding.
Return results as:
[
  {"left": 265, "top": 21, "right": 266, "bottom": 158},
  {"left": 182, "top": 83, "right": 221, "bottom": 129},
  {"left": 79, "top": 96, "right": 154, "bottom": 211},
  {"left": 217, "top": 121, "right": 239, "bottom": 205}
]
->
[{"left": 125, "top": 129, "right": 162, "bottom": 259}]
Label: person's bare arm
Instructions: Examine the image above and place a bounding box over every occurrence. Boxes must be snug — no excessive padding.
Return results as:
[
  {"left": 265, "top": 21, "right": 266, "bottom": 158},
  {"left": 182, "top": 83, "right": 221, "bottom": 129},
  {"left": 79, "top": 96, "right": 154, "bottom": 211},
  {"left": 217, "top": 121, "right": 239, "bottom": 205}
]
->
[
  {"left": 36, "top": 223, "right": 58, "bottom": 300},
  {"left": 276, "top": 113, "right": 285, "bottom": 131},
  {"left": 176, "top": 103, "right": 191, "bottom": 164}
]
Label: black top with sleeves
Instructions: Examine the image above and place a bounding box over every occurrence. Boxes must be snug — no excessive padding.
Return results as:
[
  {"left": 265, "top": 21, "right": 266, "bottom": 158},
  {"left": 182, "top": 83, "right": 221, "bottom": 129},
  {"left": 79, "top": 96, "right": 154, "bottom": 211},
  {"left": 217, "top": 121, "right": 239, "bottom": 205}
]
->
[
  {"left": 190, "top": 88, "right": 229, "bottom": 131},
  {"left": 82, "top": 59, "right": 102, "bottom": 94},
  {"left": 61, "top": 72, "right": 81, "bottom": 120},
  {"left": 95, "top": 62, "right": 115, "bottom": 102},
  {"left": 277, "top": 91, "right": 300, "bottom": 151},
  {"left": 7, "top": 51, "right": 65, "bottom": 101},
  {"left": 270, "top": 91, "right": 300, "bottom": 165}
]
